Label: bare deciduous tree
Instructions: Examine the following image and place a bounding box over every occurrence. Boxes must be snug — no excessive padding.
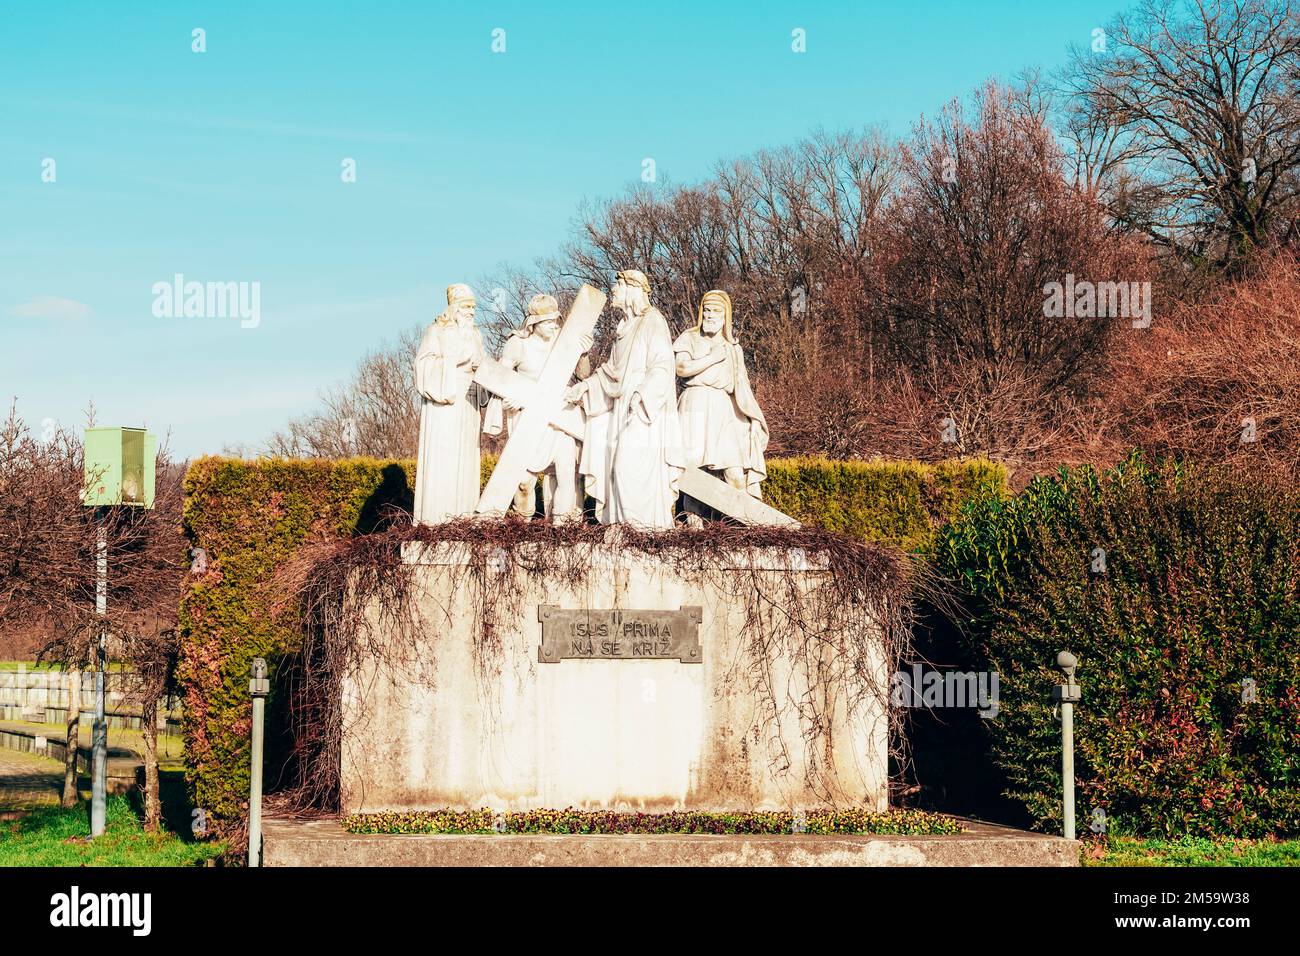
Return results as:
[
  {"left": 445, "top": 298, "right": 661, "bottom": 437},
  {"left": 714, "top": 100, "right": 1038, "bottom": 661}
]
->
[
  {"left": 1063, "top": 0, "right": 1300, "bottom": 269},
  {"left": 0, "top": 404, "right": 186, "bottom": 829},
  {"left": 1102, "top": 251, "right": 1300, "bottom": 470},
  {"left": 266, "top": 329, "right": 424, "bottom": 459},
  {"left": 881, "top": 81, "right": 1155, "bottom": 471}
]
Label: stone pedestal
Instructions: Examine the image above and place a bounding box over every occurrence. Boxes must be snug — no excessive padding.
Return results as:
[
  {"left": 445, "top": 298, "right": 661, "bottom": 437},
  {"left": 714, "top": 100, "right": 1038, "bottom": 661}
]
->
[{"left": 340, "top": 544, "right": 889, "bottom": 813}]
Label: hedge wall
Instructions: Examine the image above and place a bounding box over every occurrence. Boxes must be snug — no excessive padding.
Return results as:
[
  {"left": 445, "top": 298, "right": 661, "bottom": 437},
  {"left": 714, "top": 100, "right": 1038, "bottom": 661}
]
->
[
  {"left": 934, "top": 455, "right": 1300, "bottom": 837},
  {"left": 762, "top": 456, "right": 1006, "bottom": 551},
  {"left": 178, "top": 454, "right": 1005, "bottom": 827},
  {"left": 177, "top": 457, "right": 417, "bottom": 822}
]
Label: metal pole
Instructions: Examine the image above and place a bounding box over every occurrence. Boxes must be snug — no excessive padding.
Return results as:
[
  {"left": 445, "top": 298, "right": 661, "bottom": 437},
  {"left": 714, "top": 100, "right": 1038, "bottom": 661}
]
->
[
  {"left": 1061, "top": 696, "right": 1075, "bottom": 841},
  {"left": 1053, "top": 650, "right": 1081, "bottom": 841},
  {"left": 247, "top": 658, "right": 269, "bottom": 866},
  {"left": 90, "top": 510, "right": 108, "bottom": 838}
]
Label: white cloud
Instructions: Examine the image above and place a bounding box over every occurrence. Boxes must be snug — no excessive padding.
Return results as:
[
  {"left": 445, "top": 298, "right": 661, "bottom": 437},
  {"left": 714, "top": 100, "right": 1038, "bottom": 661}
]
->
[{"left": 6, "top": 296, "right": 94, "bottom": 321}]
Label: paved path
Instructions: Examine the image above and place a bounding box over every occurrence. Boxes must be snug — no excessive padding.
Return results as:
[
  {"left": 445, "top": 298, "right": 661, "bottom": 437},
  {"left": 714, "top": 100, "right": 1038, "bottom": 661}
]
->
[{"left": 0, "top": 747, "right": 64, "bottom": 809}]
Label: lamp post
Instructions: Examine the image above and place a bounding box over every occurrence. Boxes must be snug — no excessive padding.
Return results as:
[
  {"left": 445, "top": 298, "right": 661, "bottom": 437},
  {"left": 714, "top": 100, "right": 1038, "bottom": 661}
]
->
[
  {"left": 248, "top": 658, "right": 270, "bottom": 867},
  {"left": 1052, "top": 650, "right": 1082, "bottom": 840},
  {"left": 90, "top": 509, "right": 108, "bottom": 837},
  {"left": 82, "top": 427, "right": 155, "bottom": 839}
]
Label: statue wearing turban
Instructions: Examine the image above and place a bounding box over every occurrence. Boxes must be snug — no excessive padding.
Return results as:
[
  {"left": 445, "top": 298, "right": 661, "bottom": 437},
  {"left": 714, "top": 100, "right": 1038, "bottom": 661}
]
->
[
  {"left": 483, "top": 293, "right": 586, "bottom": 520},
  {"left": 673, "top": 289, "right": 768, "bottom": 498},
  {"left": 413, "top": 283, "right": 486, "bottom": 525},
  {"left": 565, "top": 270, "right": 684, "bottom": 528}
]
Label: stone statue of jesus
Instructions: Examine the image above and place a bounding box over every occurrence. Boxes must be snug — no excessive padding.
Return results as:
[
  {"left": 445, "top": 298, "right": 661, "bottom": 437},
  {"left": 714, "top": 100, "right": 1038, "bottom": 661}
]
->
[{"left": 565, "top": 270, "right": 684, "bottom": 528}]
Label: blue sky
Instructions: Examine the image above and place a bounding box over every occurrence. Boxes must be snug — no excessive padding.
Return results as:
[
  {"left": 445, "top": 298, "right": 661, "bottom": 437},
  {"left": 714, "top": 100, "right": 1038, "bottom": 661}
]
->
[{"left": 1, "top": 0, "right": 1123, "bottom": 458}]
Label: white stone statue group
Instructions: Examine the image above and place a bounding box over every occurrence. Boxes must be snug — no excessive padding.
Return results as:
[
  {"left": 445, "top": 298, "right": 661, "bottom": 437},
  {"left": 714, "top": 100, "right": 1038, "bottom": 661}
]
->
[{"left": 413, "top": 270, "right": 770, "bottom": 530}]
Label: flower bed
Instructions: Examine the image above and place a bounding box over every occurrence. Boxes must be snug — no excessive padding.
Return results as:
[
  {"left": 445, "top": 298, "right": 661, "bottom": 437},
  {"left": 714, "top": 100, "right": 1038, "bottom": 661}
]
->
[{"left": 342, "top": 807, "right": 964, "bottom": 836}]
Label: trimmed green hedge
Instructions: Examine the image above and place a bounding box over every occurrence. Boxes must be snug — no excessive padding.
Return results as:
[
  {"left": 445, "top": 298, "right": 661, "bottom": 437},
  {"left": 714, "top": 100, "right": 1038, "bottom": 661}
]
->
[
  {"left": 178, "top": 455, "right": 1004, "bottom": 828},
  {"left": 177, "top": 457, "right": 415, "bottom": 822},
  {"left": 934, "top": 455, "right": 1300, "bottom": 837},
  {"left": 763, "top": 456, "right": 1007, "bottom": 551}
]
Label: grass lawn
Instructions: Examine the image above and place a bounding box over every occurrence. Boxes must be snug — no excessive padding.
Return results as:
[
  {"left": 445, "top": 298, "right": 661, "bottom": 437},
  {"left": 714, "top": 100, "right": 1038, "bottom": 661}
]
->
[
  {"left": 0, "top": 795, "right": 224, "bottom": 867},
  {"left": 15, "top": 719, "right": 185, "bottom": 764},
  {"left": 1084, "top": 835, "right": 1300, "bottom": 866}
]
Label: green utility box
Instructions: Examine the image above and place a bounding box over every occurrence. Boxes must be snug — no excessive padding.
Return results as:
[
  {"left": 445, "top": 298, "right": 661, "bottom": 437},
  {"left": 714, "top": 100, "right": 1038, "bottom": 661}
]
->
[{"left": 83, "top": 427, "right": 156, "bottom": 508}]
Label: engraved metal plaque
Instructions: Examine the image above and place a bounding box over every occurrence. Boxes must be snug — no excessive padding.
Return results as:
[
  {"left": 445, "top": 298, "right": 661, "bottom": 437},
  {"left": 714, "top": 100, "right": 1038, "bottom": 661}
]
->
[{"left": 538, "top": 605, "right": 703, "bottom": 663}]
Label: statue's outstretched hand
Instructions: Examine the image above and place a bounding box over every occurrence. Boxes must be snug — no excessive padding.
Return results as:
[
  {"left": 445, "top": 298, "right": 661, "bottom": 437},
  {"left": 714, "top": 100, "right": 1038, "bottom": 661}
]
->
[{"left": 564, "top": 381, "right": 587, "bottom": 405}]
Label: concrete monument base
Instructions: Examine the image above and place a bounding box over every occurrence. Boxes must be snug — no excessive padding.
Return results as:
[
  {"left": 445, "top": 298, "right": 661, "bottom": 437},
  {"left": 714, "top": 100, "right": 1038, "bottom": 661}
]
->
[{"left": 340, "top": 542, "right": 890, "bottom": 814}]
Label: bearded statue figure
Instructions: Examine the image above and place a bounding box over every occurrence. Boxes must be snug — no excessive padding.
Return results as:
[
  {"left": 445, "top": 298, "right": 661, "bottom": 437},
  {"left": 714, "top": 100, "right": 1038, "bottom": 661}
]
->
[
  {"left": 413, "top": 283, "right": 486, "bottom": 525},
  {"left": 565, "top": 269, "right": 684, "bottom": 528},
  {"left": 672, "top": 289, "right": 768, "bottom": 498}
]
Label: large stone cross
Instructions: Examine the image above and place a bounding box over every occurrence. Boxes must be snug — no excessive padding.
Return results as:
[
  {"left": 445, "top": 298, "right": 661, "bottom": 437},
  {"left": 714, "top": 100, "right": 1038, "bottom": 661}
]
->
[
  {"left": 474, "top": 284, "right": 606, "bottom": 514},
  {"left": 677, "top": 467, "right": 798, "bottom": 527}
]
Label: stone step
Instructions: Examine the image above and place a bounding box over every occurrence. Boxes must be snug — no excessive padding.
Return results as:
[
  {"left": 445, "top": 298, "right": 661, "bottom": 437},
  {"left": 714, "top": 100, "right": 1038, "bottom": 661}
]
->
[{"left": 262, "top": 817, "right": 1079, "bottom": 867}]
